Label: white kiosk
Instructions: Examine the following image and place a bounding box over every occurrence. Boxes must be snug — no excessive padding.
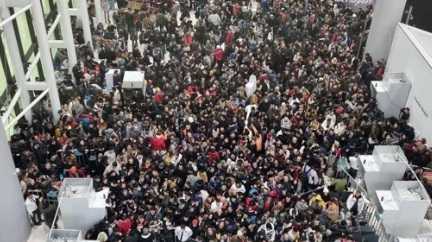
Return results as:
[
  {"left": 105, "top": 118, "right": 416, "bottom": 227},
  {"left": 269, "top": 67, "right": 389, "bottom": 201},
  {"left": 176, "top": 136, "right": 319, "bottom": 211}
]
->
[
  {"left": 359, "top": 145, "right": 408, "bottom": 198},
  {"left": 122, "top": 71, "right": 145, "bottom": 94},
  {"left": 354, "top": 145, "right": 432, "bottom": 240},
  {"left": 58, "top": 178, "right": 108, "bottom": 232},
  {"left": 371, "top": 73, "right": 412, "bottom": 118},
  {"left": 377, "top": 180, "right": 430, "bottom": 237}
]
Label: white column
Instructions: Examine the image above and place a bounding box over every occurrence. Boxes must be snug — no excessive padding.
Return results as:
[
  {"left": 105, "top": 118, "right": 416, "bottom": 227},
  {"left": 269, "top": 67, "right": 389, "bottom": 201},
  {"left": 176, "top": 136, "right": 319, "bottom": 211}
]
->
[
  {"left": 0, "top": 120, "right": 31, "bottom": 242},
  {"left": 58, "top": 0, "right": 77, "bottom": 73},
  {"left": 78, "top": 0, "right": 94, "bottom": 50},
  {"left": 30, "top": 0, "right": 61, "bottom": 122},
  {"left": 0, "top": 6, "right": 32, "bottom": 122},
  {"left": 94, "top": 0, "right": 105, "bottom": 26},
  {"left": 364, "top": 0, "right": 407, "bottom": 62}
]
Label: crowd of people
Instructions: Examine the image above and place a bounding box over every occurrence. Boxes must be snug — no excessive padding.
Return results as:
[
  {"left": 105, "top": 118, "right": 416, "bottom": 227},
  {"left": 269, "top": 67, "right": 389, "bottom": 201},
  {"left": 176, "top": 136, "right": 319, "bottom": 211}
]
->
[{"left": 10, "top": 0, "right": 432, "bottom": 242}]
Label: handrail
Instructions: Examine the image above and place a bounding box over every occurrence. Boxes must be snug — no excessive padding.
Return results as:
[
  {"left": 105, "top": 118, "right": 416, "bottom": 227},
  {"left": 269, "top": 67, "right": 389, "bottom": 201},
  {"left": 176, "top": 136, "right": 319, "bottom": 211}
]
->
[
  {"left": 47, "top": 205, "right": 62, "bottom": 240},
  {"left": 339, "top": 157, "right": 369, "bottom": 196},
  {"left": 47, "top": 15, "right": 61, "bottom": 38},
  {"left": 0, "top": 3, "right": 32, "bottom": 27},
  {"left": 1, "top": 88, "right": 21, "bottom": 124},
  {"left": 5, "top": 88, "right": 49, "bottom": 130},
  {"left": 339, "top": 151, "right": 432, "bottom": 242}
]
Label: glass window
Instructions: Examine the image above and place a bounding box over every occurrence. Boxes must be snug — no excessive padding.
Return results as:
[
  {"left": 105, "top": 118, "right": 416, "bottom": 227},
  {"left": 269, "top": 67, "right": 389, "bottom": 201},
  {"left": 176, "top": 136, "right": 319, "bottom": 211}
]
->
[
  {"left": 0, "top": 62, "right": 6, "bottom": 97},
  {"left": 14, "top": 9, "right": 32, "bottom": 54},
  {"left": 0, "top": 35, "right": 14, "bottom": 137},
  {"left": 1, "top": 35, "right": 14, "bottom": 77},
  {"left": 42, "top": 0, "right": 52, "bottom": 17}
]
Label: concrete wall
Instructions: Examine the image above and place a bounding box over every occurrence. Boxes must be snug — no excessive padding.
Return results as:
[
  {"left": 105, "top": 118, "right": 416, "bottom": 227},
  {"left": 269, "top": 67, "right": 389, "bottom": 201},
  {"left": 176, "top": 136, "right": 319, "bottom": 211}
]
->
[
  {"left": 365, "top": 0, "right": 407, "bottom": 62},
  {"left": 0, "top": 121, "right": 31, "bottom": 242}
]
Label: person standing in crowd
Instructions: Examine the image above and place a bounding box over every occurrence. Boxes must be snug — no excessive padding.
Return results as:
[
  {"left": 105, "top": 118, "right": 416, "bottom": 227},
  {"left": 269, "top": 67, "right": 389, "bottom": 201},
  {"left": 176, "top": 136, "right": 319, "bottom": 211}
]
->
[
  {"left": 40, "top": 198, "right": 57, "bottom": 228},
  {"left": 175, "top": 224, "right": 193, "bottom": 242},
  {"left": 25, "top": 192, "right": 42, "bottom": 225}
]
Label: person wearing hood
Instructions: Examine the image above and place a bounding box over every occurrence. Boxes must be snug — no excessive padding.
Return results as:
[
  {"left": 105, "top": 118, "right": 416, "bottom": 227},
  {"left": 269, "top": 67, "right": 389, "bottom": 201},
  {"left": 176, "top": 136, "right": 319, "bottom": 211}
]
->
[{"left": 257, "top": 222, "right": 276, "bottom": 241}]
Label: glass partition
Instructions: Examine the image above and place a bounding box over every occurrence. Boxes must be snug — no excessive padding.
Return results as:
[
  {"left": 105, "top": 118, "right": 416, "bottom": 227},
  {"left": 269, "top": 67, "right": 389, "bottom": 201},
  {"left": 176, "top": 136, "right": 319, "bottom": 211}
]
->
[{"left": 14, "top": 10, "right": 32, "bottom": 54}]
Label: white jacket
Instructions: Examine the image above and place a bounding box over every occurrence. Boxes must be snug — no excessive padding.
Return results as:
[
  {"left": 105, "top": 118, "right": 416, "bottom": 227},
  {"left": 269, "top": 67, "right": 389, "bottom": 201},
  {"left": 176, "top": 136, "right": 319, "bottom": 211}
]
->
[
  {"left": 346, "top": 193, "right": 365, "bottom": 214},
  {"left": 25, "top": 196, "right": 38, "bottom": 214},
  {"left": 321, "top": 113, "right": 336, "bottom": 131},
  {"left": 174, "top": 226, "right": 193, "bottom": 242},
  {"left": 257, "top": 223, "right": 276, "bottom": 241}
]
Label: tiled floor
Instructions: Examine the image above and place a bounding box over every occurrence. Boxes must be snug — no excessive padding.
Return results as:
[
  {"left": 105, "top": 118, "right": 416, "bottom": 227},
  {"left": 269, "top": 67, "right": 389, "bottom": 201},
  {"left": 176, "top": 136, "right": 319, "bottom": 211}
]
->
[{"left": 27, "top": 224, "right": 50, "bottom": 242}]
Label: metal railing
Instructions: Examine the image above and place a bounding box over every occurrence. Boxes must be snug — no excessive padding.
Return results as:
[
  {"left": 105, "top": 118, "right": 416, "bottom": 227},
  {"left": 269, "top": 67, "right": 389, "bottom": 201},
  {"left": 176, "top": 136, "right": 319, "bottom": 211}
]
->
[
  {"left": 340, "top": 152, "right": 432, "bottom": 242},
  {"left": 340, "top": 160, "right": 397, "bottom": 242},
  {"left": 363, "top": 203, "right": 397, "bottom": 242},
  {"left": 46, "top": 186, "right": 85, "bottom": 242}
]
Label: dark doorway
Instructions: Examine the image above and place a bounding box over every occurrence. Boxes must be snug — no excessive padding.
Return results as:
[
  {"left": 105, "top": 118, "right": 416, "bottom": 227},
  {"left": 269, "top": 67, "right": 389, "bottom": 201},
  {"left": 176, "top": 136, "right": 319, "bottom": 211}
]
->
[{"left": 403, "top": 0, "right": 432, "bottom": 32}]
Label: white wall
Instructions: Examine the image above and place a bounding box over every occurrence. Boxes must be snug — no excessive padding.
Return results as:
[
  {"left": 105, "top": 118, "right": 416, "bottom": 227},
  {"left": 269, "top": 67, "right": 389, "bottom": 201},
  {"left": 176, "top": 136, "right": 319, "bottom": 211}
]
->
[
  {"left": 384, "top": 24, "right": 432, "bottom": 143},
  {"left": 0, "top": 121, "right": 31, "bottom": 242},
  {"left": 365, "top": 0, "right": 407, "bottom": 62}
]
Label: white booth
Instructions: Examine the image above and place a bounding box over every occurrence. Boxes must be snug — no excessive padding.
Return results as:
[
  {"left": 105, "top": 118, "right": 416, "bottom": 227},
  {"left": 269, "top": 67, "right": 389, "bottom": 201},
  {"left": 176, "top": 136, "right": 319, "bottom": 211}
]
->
[
  {"left": 377, "top": 180, "right": 430, "bottom": 237},
  {"left": 371, "top": 72, "right": 412, "bottom": 118},
  {"left": 122, "top": 71, "right": 145, "bottom": 92},
  {"left": 354, "top": 145, "right": 432, "bottom": 240},
  {"left": 58, "top": 178, "right": 108, "bottom": 232},
  {"left": 359, "top": 145, "right": 407, "bottom": 198}
]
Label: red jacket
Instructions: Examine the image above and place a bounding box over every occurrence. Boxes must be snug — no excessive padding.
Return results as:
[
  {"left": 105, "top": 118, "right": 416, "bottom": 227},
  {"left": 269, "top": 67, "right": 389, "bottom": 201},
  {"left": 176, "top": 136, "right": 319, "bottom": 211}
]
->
[
  {"left": 232, "top": 3, "right": 241, "bottom": 16},
  {"left": 208, "top": 151, "right": 221, "bottom": 163},
  {"left": 186, "top": 84, "right": 198, "bottom": 96},
  {"left": 245, "top": 197, "right": 258, "bottom": 213},
  {"left": 214, "top": 48, "right": 224, "bottom": 62},
  {"left": 151, "top": 136, "right": 166, "bottom": 150},
  {"left": 154, "top": 91, "right": 164, "bottom": 103},
  {"left": 225, "top": 31, "right": 234, "bottom": 46},
  {"left": 183, "top": 34, "right": 193, "bottom": 46},
  {"left": 116, "top": 218, "right": 132, "bottom": 235}
]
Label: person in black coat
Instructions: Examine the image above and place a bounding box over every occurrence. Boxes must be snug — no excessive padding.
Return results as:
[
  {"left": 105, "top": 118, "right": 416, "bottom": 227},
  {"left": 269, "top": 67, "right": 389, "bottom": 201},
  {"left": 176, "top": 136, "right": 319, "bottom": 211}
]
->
[
  {"left": 40, "top": 199, "right": 57, "bottom": 228},
  {"left": 138, "top": 228, "right": 155, "bottom": 242}
]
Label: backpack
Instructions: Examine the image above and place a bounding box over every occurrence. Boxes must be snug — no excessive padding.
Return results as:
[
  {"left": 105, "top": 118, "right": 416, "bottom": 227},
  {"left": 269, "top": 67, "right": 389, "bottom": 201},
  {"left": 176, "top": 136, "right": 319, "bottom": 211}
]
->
[{"left": 302, "top": 165, "right": 313, "bottom": 185}]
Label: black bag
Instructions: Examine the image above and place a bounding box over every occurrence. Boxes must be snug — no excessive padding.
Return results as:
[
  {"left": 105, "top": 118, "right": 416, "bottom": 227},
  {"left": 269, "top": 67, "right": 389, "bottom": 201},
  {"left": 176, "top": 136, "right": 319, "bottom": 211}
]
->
[{"left": 351, "top": 198, "right": 359, "bottom": 216}]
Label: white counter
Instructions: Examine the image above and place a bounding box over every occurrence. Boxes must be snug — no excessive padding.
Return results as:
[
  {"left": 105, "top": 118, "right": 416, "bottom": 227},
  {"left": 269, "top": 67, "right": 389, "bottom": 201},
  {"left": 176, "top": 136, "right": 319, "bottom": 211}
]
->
[
  {"left": 377, "top": 190, "right": 401, "bottom": 236},
  {"left": 377, "top": 190, "right": 399, "bottom": 211},
  {"left": 359, "top": 155, "right": 380, "bottom": 172},
  {"left": 59, "top": 179, "right": 107, "bottom": 232},
  {"left": 122, "top": 71, "right": 145, "bottom": 89}
]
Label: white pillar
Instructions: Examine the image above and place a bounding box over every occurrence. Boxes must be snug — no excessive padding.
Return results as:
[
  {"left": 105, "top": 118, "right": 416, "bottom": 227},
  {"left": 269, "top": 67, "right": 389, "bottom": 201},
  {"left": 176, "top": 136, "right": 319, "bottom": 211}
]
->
[
  {"left": 364, "top": 0, "right": 407, "bottom": 62},
  {"left": 0, "top": 120, "right": 31, "bottom": 242},
  {"left": 78, "top": 0, "right": 94, "bottom": 50},
  {"left": 58, "top": 0, "right": 77, "bottom": 74},
  {"left": 94, "top": 0, "right": 105, "bottom": 27},
  {"left": 30, "top": 0, "right": 61, "bottom": 122},
  {"left": 0, "top": 6, "right": 32, "bottom": 122}
]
